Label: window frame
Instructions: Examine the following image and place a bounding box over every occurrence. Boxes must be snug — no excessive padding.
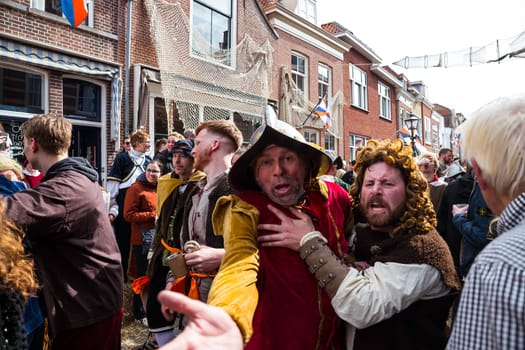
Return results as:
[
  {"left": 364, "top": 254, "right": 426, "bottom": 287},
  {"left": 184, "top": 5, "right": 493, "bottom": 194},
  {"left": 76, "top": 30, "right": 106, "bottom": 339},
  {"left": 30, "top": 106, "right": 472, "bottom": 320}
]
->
[
  {"left": 291, "top": 52, "right": 308, "bottom": 99},
  {"left": 303, "top": 129, "right": 318, "bottom": 144},
  {"left": 318, "top": 63, "right": 331, "bottom": 101},
  {"left": 378, "top": 81, "right": 391, "bottom": 120},
  {"left": 424, "top": 116, "right": 431, "bottom": 145},
  {"left": 349, "top": 134, "right": 367, "bottom": 161},
  {"left": 32, "top": 0, "right": 95, "bottom": 27},
  {"left": 190, "top": 0, "right": 236, "bottom": 68},
  {"left": 0, "top": 65, "right": 45, "bottom": 115},
  {"left": 296, "top": 0, "right": 317, "bottom": 23},
  {"left": 350, "top": 64, "right": 368, "bottom": 111},
  {"left": 62, "top": 77, "right": 102, "bottom": 122},
  {"left": 324, "top": 133, "right": 335, "bottom": 152}
]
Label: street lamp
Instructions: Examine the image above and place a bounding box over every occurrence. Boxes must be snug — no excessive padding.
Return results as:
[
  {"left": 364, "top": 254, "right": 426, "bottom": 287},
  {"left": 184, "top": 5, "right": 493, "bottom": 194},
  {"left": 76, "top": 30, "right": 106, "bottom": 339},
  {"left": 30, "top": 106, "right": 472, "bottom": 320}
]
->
[{"left": 404, "top": 113, "right": 420, "bottom": 157}]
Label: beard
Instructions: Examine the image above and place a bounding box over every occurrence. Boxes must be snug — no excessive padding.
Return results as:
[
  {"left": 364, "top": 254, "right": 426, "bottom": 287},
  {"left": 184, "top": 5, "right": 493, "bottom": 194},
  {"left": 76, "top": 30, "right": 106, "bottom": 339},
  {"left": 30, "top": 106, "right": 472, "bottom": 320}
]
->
[
  {"left": 360, "top": 196, "right": 405, "bottom": 229},
  {"left": 193, "top": 148, "right": 211, "bottom": 171},
  {"left": 264, "top": 181, "right": 304, "bottom": 206}
]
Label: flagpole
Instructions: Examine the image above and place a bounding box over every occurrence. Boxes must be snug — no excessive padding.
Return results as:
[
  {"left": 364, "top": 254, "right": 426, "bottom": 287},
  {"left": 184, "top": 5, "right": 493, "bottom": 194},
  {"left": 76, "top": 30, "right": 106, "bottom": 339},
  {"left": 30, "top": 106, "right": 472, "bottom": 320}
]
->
[{"left": 301, "top": 94, "right": 325, "bottom": 127}]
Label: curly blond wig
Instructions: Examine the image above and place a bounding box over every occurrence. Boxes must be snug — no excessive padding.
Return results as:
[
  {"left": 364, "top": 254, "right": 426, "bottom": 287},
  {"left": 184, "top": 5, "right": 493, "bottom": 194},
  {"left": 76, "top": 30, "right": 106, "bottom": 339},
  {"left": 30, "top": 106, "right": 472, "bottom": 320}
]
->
[
  {"left": 349, "top": 139, "right": 436, "bottom": 238},
  {"left": 0, "top": 201, "right": 38, "bottom": 298}
]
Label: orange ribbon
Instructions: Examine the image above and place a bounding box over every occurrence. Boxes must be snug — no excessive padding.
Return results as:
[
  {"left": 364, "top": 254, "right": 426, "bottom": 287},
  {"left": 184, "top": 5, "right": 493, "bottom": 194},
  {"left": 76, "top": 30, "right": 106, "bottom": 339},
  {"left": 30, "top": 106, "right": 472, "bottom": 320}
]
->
[
  {"left": 161, "top": 238, "right": 183, "bottom": 254},
  {"left": 131, "top": 276, "right": 151, "bottom": 295},
  {"left": 170, "top": 271, "right": 216, "bottom": 300}
]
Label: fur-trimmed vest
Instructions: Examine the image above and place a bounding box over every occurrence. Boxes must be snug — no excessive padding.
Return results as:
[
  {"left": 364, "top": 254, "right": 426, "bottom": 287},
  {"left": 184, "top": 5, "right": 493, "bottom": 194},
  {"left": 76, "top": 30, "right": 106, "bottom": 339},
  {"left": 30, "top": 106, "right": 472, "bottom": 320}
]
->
[{"left": 352, "top": 225, "right": 461, "bottom": 350}]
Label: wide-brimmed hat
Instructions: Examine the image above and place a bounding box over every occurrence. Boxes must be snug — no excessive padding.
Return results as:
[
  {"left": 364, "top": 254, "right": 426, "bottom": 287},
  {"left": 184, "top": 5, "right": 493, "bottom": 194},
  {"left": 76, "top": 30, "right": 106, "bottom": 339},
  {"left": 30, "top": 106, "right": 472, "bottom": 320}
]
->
[
  {"left": 229, "top": 120, "right": 331, "bottom": 191},
  {"left": 444, "top": 161, "right": 466, "bottom": 180},
  {"left": 170, "top": 139, "right": 194, "bottom": 159}
]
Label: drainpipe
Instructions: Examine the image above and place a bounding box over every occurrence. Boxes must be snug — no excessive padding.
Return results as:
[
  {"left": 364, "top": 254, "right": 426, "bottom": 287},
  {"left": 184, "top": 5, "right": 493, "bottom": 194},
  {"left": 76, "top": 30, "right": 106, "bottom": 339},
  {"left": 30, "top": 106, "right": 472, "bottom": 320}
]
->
[{"left": 124, "top": 0, "right": 133, "bottom": 135}]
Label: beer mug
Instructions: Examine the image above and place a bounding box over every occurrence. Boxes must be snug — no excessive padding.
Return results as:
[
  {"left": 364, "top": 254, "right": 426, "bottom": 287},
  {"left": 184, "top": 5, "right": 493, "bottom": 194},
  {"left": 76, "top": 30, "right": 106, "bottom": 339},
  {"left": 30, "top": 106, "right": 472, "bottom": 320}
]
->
[{"left": 165, "top": 252, "right": 188, "bottom": 279}]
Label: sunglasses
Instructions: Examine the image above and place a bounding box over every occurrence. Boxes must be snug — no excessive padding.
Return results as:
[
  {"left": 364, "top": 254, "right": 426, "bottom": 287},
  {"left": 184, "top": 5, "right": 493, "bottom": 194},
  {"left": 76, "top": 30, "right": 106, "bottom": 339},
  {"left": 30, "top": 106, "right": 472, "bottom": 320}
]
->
[{"left": 124, "top": 142, "right": 131, "bottom": 145}]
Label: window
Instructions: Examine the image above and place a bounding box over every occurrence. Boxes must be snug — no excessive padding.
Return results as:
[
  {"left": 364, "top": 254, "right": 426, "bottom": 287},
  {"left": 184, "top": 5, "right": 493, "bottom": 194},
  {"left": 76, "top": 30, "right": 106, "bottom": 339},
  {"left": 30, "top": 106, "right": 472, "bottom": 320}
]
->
[
  {"left": 32, "top": 0, "right": 94, "bottom": 27},
  {"left": 318, "top": 64, "right": 331, "bottom": 101},
  {"left": 291, "top": 53, "right": 308, "bottom": 97},
  {"left": 63, "top": 78, "right": 101, "bottom": 121},
  {"left": 350, "top": 64, "right": 368, "bottom": 110},
  {"left": 0, "top": 67, "right": 44, "bottom": 114},
  {"left": 234, "top": 112, "right": 262, "bottom": 143},
  {"left": 378, "top": 82, "right": 391, "bottom": 120},
  {"left": 192, "top": 0, "right": 233, "bottom": 66},
  {"left": 349, "top": 134, "right": 367, "bottom": 161},
  {"left": 304, "top": 129, "right": 317, "bottom": 144},
  {"left": 424, "top": 117, "right": 431, "bottom": 145},
  {"left": 325, "top": 134, "right": 335, "bottom": 152},
  {"left": 296, "top": 0, "right": 317, "bottom": 23},
  {"left": 432, "top": 125, "right": 439, "bottom": 150}
]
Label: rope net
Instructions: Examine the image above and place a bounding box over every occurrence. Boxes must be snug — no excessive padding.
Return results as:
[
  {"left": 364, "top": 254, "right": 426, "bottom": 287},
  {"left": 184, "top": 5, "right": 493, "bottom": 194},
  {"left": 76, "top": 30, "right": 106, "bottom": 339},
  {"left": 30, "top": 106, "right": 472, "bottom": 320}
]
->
[{"left": 143, "top": 0, "right": 273, "bottom": 138}]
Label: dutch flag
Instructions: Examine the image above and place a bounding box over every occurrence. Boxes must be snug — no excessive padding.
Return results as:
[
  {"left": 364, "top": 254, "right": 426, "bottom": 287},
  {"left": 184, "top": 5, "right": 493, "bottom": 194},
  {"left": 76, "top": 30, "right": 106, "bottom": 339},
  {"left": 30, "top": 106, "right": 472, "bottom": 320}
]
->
[
  {"left": 62, "top": 0, "right": 88, "bottom": 28},
  {"left": 314, "top": 95, "right": 332, "bottom": 129}
]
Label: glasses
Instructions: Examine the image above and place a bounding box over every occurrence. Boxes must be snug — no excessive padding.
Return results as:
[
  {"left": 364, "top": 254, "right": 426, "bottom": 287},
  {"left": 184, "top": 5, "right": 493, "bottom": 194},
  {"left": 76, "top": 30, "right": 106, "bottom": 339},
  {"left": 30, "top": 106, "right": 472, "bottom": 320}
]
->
[
  {"left": 124, "top": 142, "right": 131, "bottom": 145},
  {"left": 146, "top": 169, "right": 160, "bottom": 174}
]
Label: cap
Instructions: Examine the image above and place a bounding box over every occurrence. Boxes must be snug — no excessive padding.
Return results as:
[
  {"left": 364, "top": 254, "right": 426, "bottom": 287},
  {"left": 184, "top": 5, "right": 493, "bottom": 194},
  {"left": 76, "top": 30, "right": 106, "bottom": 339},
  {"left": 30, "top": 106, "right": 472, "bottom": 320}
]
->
[{"left": 170, "top": 139, "right": 194, "bottom": 159}]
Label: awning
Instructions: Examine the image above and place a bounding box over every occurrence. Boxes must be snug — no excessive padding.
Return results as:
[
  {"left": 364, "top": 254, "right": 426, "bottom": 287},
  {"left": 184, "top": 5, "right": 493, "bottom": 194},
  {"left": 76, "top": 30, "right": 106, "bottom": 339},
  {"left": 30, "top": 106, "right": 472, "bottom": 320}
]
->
[{"left": 0, "top": 38, "right": 122, "bottom": 143}]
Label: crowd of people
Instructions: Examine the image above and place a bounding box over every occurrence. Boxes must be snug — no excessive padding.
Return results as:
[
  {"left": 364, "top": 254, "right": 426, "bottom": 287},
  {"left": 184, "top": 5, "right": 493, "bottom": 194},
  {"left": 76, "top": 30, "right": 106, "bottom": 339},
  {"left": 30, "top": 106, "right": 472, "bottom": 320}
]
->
[{"left": 0, "top": 92, "right": 524, "bottom": 350}]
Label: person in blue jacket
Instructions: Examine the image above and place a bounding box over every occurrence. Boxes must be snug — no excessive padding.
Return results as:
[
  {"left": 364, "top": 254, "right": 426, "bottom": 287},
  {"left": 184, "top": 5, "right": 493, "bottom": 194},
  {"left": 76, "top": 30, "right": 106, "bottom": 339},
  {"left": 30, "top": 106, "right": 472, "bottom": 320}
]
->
[{"left": 451, "top": 181, "right": 493, "bottom": 278}]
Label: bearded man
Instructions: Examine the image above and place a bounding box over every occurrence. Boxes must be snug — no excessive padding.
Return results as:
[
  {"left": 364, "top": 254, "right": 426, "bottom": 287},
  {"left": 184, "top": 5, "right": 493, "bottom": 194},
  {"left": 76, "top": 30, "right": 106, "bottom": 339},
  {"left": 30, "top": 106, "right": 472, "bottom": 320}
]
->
[{"left": 265, "top": 138, "right": 461, "bottom": 350}]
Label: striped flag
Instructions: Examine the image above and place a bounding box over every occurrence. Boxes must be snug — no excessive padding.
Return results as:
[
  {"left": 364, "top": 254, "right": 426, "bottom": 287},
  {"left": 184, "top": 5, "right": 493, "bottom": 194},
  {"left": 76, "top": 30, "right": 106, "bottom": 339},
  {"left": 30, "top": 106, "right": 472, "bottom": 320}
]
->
[
  {"left": 399, "top": 127, "right": 423, "bottom": 144},
  {"left": 62, "top": 0, "right": 88, "bottom": 28},
  {"left": 314, "top": 95, "right": 332, "bottom": 129}
]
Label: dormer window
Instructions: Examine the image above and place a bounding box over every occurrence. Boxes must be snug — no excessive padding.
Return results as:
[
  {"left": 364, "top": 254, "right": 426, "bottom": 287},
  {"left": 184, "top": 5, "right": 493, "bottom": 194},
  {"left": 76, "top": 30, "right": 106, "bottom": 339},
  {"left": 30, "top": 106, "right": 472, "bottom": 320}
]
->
[{"left": 296, "top": 0, "right": 317, "bottom": 24}]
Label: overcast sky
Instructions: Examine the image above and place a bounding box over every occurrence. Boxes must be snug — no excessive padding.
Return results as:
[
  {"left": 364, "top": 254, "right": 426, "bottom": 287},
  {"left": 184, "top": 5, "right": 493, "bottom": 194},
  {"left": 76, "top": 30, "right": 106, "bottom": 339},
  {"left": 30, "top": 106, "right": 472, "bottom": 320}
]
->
[{"left": 317, "top": 0, "right": 525, "bottom": 117}]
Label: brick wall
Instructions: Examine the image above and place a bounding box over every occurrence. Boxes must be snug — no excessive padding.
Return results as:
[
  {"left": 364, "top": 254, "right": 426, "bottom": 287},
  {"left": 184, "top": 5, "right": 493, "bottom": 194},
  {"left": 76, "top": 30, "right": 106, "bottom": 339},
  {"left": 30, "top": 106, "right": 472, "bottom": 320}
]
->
[
  {"left": 342, "top": 49, "right": 398, "bottom": 162},
  {"left": 0, "top": 1, "right": 119, "bottom": 61}
]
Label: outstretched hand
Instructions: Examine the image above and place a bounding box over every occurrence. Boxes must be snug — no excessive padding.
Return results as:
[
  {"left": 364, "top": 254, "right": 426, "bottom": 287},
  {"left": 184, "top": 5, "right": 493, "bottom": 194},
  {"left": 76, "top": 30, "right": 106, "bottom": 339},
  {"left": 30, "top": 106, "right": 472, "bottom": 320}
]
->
[
  {"left": 257, "top": 205, "right": 316, "bottom": 251},
  {"left": 158, "top": 291, "right": 243, "bottom": 350}
]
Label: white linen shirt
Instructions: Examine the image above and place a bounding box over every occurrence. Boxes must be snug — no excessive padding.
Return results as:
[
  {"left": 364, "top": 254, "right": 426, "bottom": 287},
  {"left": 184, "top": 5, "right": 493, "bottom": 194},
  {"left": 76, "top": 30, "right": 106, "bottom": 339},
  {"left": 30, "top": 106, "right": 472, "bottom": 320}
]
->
[{"left": 332, "top": 262, "right": 450, "bottom": 349}]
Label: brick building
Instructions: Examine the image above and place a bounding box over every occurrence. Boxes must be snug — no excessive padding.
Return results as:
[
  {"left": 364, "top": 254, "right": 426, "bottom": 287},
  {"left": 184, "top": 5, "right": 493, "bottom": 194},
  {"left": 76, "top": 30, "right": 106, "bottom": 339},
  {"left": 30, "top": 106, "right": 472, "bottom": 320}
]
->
[
  {"left": 130, "top": 0, "right": 277, "bottom": 148},
  {"left": 322, "top": 21, "right": 402, "bottom": 162},
  {"left": 1, "top": 0, "right": 123, "bottom": 180},
  {"left": 1, "top": 0, "right": 455, "bottom": 183},
  {"left": 259, "top": 0, "right": 349, "bottom": 157}
]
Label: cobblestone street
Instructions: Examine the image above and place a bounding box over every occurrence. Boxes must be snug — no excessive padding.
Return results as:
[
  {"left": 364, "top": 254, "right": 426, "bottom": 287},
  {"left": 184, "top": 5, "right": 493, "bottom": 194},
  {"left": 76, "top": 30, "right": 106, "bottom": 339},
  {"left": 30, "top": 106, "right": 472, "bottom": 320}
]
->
[{"left": 121, "top": 283, "right": 157, "bottom": 350}]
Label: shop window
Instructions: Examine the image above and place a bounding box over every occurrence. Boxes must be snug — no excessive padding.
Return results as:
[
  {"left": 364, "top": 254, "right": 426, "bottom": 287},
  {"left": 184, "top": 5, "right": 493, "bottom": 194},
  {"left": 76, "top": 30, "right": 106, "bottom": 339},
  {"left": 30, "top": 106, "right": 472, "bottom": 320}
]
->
[
  {"left": 0, "top": 67, "right": 44, "bottom": 114},
  {"left": 63, "top": 78, "right": 101, "bottom": 121}
]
